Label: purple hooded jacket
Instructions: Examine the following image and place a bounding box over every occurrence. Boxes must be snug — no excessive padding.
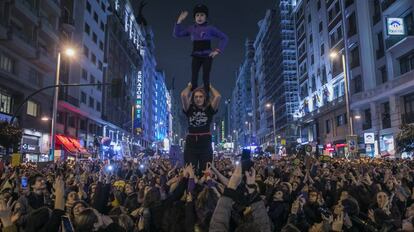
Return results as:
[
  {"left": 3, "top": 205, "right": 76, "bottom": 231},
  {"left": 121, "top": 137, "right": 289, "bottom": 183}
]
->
[{"left": 173, "top": 22, "right": 228, "bottom": 57}]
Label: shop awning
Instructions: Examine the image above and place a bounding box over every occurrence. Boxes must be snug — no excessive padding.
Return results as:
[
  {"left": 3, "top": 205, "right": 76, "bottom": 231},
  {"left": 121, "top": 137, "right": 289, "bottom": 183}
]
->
[{"left": 55, "top": 134, "right": 90, "bottom": 155}]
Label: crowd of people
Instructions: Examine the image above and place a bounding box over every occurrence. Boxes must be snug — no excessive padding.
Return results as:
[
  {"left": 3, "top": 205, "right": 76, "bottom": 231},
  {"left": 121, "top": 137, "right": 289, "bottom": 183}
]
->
[{"left": 0, "top": 153, "right": 413, "bottom": 232}]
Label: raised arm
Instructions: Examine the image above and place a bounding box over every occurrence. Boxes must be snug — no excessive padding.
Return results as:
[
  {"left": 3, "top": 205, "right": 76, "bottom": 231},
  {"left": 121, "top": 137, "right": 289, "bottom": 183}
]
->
[
  {"left": 210, "top": 85, "right": 221, "bottom": 111},
  {"left": 181, "top": 83, "right": 192, "bottom": 112},
  {"left": 173, "top": 11, "right": 190, "bottom": 38}
]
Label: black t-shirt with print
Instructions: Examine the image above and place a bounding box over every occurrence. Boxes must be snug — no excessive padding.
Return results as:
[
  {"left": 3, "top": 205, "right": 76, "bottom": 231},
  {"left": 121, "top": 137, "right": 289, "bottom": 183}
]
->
[{"left": 184, "top": 104, "right": 217, "bottom": 133}]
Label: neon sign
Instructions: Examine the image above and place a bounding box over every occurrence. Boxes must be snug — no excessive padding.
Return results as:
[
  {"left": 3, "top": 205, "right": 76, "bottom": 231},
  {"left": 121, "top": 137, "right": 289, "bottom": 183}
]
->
[{"left": 134, "top": 71, "right": 143, "bottom": 134}]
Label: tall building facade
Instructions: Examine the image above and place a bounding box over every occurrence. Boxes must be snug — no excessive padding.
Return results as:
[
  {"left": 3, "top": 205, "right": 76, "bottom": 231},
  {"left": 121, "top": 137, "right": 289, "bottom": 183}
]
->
[
  {"left": 0, "top": 0, "right": 60, "bottom": 161},
  {"left": 231, "top": 39, "right": 255, "bottom": 148},
  {"left": 294, "top": 0, "right": 414, "bottom": 157},
  {"left": 350, "top": 0, "right": 414, "bottom": 157},
  {"left": 252, "top": 0, "right": 298, "bottom": 150},
  {"left": 103, "top": 0, "right": 145, "bottom": 156},
  {"left": 57, "top": 0, "right": 108, "bottom": 158}
]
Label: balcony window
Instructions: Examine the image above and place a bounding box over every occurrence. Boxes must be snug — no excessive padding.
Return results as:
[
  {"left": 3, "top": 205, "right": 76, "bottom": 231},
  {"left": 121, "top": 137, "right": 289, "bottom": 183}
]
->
[
  {"left": 317, "top": 0, "right": 321, "bottom": 10},
  {"left": 352, "top": 75, "right": 363, "bottom": 94},
  {"left": 336, "top": 114, "right": 347, "bottom": 126},
  {"left": 321, "top": 66, "right": 327, "bottom": 84},
  {"left": 380, "top": 66, "right": 387, "bottom": 84},
  {"left": 399, "top": 51, "right": 414, "bottom": 75},
  {"left": 382, "top": 102, "right": 391, "bottom": 129},
  {"left": 93, "top": 12, "right": 99, "bottom": 23},
  {"left": 82, "top": 68, "right": 88, "bottom": 80},
  {"left": 376, "top": 32, "right": 384, "bottom": 59},
  {"left": 350, "top": 46, "right": 360, "bottom": 68},
  {"left": 363, "top": 108, "right": 372, "bottom": 130},
  {"left": 81, "top": 92, "right": 86, "bottom": 104},
  {"left": 0, "top": 52, "right": 15, "bottom": 73},
  {"left": 89, "top": 97, "right": 94, "bottom": 108},
  {"left": 27, "top": 101, "right": 38, "bottom": 117},
  {"left": 325, "top": 119, "right": 331, "bottom": 134},
  {"left": 84, "top": 23, "right": 90, "bottom": 35},
  {"left": 347, "top": 12, "right": 357, "bottom": 37},
  {"left": 86, "top": 1, "right": 91, "bottom": 13},
  {"left": 0, "top": 91, "right": 12, "bottom": 114},
  {"left": 92, "top": 32, "right": 97, "bottom": 43}
]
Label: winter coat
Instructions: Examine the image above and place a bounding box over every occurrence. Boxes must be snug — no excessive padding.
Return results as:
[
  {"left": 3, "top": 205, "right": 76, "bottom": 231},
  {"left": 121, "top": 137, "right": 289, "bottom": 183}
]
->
[{"left": 209, "top": 196, "right": 271, "bottom": 232}]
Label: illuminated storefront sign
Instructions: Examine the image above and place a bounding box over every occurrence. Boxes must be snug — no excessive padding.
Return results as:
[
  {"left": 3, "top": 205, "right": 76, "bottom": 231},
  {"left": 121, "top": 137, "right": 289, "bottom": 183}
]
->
[
  {"left": 221, "top": 121, "right": 225, "bottom": 142},
  {"left": 134, "top": 71, "right": 143, "bottom": 134},
  {"left": 387, "top": 18, "right": 405, "bottom": 35}
]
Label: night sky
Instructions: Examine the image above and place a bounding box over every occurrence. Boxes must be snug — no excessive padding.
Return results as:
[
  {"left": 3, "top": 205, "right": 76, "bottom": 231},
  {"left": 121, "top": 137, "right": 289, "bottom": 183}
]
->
[{"left": 143, "top": 0, "right": 275, "bottom": 99}]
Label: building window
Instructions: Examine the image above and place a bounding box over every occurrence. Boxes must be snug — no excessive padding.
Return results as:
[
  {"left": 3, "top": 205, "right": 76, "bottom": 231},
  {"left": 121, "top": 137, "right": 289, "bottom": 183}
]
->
[
  {"left": 382, "top": 102, "right": 391, "bottom": 129},
  {"left": 100, "top": 22, "right": 104, "bottom": 31},
  {"left": 352, "top": 75, "right": 363, "bottom": 93},
  {"left": 0, "top": 53, "right": 15, "bottom": 73},
  {"left": 96, "top": 101, "right": 101, "bottom": 112},
  {"left": 399, "top": 51, "right": 414, "bottom": 75},
  {"left": 89, "top": 97, "right": 94, "bottom": 108},
  {"left": 101, "top": 2, "right": 105, "bottom": 11},
  {"left": 98, "top": 61, "right": 103, "bottom": 71},
  {"left": 336, "top": 114, "right": 347, "bottom": 126},
  {"left": 93, "top": 12, "right": 98, "bottom": 23},
  {"left": 0, "top": 92, "right": 12, "bottom": 114},
  {"left": 91, "top": 53, "right": 96, "bottom": 64},
  {"left": 311, "top": 75, "right": 316, "bottom": 91},
  {"left": 348, "top": 12, "right": 357, "bottom": 37},
  {"left": 81, "top": 92, "right": 86, "bottom": 103},
  {"left": 372, "top": 0, "right": 380, "bottom": 25},
  {"left": 350, "top": 46, "right": 360, "bottom": 68},
  {"left": 363, "top": 108, "right": 372, "bottom": 130},
  {"left": 317, "top": 0, "right": 321, "bottom": 10},
  {"left": 84, "top": 23, "right": 90, "bottom": 35},
  {"left": 319, "top": 22, "right": 323, "bottom": 32},
  {"left": 92, "top": 32, "right": 97, "bottom": 43},
  {"left": 320, "top": 44, "right": 325, "bottom": 55},
  {"left": 308, "top": 14, "right": 311, "bottom": 23},
  {"left": 86, "top": 1, "right": 91, "bottom": 13},
  {"left": 309, "top": 34, "right": 313, "bottom": 44},
  {"left": 68, "top": 116, "right": 75, "bottom": 128},
  {"left": 325, "top": 119, "right": 331, "bottom": 133},
  {"left": 321, "top": 66, "right": 327, "bottom": 84},
  {"left": 82, "top": 68, "right": 88, "bottom": 80},
  {"left": 99, "top": 41, "right": 104, "bottom": 50},
  {"left": 376, "top": 32, "right": 384, "bottom": 59},
  {"left": 311, "top": 54, "right": 314, "bottom": 65},
  {"left": 97, "top": 81, "right": 102, "bottom": 91},
  {"left": 380, "top": 66, "right": 387, "bottom": 84},
  {"left": 26, "top": 101, "right": 38, "bottom": 117},
  {"left": 90, "top": 75, "right": 95, "bottom": 84},
  {"left": 83, "top": 45, "right": 89, "bottom": 58}
]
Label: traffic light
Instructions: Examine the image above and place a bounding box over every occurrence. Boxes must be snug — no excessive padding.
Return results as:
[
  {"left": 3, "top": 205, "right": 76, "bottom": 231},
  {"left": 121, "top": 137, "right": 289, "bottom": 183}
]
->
[{"left": 111, "top": 78, "right": 122, "bottom": 98}]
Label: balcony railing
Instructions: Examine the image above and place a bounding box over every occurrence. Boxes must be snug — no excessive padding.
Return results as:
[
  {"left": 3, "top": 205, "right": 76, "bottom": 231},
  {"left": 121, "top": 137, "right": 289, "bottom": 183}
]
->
[
  {"left": 402, "top": 112, "right": 414, "bottom": 124},
  {"left": 385, "top": 29, "right": 414, "bottom": 49}
]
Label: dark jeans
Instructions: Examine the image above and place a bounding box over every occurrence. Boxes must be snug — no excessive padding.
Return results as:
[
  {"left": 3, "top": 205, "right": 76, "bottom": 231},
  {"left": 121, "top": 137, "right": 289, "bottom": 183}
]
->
[
  {"left": 184, "top": 134, "right": 213, "bottom": 175},
  {"left": 191, "top": 56, "right": 213, "bottom": 98}
]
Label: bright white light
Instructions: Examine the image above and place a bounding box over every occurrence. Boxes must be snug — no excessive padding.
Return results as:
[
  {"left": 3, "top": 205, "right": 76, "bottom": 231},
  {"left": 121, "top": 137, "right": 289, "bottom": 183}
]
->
[
  {"left": 140, "top": 164, "right": 144, "bottom": 169},
  {"left": 330, "top": 52, "right": 338, "bottom": 59},
  {"left": 235, "top": 161, "right": 240, "bottom": 165},
  {"left": 41, "top": 116, "right": 49, "bottom": 121},
  {"left": 64, "top": 48, "right": 75, "bottom": 57},
  {"left": 354, "top": 115, "right": 361, "bottom": 120},
  {"left": 266, "top": 103, "right": 272, "bottom": 108},
  {"left": 107, "top": 165, "right": 113, "bottom": 171}
]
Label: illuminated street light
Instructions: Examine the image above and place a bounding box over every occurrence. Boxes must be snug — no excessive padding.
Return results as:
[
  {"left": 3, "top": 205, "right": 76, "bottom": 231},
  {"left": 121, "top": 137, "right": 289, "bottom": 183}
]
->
[
  {"left": 41, "top": 116, "right": 50, "bottom": 121},
  {"left": 329, "top": 51, "right": 338, "bottom": 59},
  {"left": 354, "top": 115, "right": 361, "bottom": 120},
  {"left": 265, "top": 103, "right": 272, "bottom": 108},
  {"left": 64, "top": 47, "right": 76, "bottom": 57},
  {"left": 50, "top": 46, "right": 76, "bottom": 161}
]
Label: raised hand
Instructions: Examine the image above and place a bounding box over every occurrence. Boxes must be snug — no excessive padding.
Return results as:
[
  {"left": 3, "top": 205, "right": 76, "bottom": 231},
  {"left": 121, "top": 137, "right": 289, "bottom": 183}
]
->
[
  {"left": 227, "top": 162, "right": 242, "bottom": 190},
  {"left": 0, "top": 199, "right": 19, "bottom": 227},
  {"left": 331, "top": 212, "right": 344, "bottom": 232},
  {"left": 177, "top": 11, "right": 188, "bottom": 24}
]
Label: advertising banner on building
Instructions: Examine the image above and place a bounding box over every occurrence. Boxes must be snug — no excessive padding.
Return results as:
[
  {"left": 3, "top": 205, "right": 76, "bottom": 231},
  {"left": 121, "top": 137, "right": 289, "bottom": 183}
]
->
[
  {"left": 347, "top": 135, "right": 358, "bottom": 154},
  {"left": 364, "top": 133, "right": 375, "bottom": 144}
]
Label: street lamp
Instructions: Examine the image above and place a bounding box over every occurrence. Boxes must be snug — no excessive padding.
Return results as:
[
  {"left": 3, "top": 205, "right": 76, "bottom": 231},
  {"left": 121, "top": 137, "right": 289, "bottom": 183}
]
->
[
  {"left": 330, "top": 51, "right": 353, "bottom": 135},
  {"left": 266, "top": 103, "right": 277, "bottom": 155},
  {"left": 50, "top": 46, "right": 76, "bottom": 161},
  {"left": 41, "top": 116, "right": 50, "bottom": 121}
]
